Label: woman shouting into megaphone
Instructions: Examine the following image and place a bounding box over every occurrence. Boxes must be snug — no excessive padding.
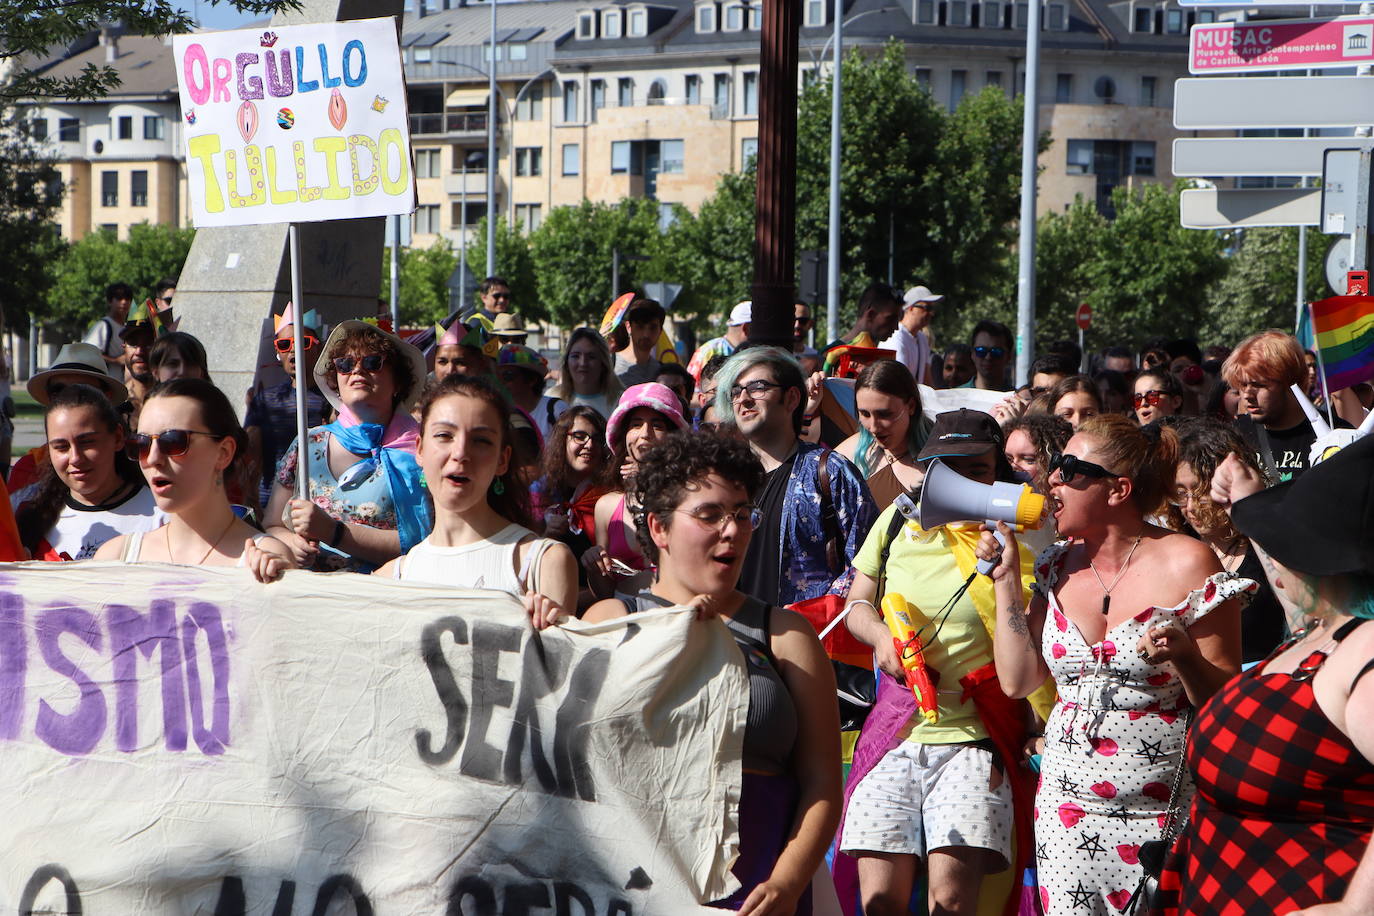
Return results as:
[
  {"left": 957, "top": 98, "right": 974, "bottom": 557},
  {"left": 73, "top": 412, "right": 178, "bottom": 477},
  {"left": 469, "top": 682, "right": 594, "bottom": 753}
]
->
[{"left": 982, "top": 415, "right": 1253, "bottom": 916}]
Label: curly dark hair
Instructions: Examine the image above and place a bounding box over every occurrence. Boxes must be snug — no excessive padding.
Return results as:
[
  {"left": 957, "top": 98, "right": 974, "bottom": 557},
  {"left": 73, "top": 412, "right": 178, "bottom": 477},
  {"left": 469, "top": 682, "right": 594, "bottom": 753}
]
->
[
  {"left": 418, "top": 373, "right": 533, "bottom": 530},
  {"left": 325, "top": 326, "right": 418, "bottom": 408},
  {"left": 1175, "top": 416, "right": 1260, "bottom": 538},
  {"left": 629, "top": 429, "right": 765, "bottom": 565}
]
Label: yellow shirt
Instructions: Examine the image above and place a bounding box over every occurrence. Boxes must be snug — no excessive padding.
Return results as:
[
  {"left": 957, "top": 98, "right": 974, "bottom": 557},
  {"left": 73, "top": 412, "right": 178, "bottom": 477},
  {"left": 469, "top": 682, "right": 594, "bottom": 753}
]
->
[{"left": 855, "top": 504, "right": 996, "bottom": 744}]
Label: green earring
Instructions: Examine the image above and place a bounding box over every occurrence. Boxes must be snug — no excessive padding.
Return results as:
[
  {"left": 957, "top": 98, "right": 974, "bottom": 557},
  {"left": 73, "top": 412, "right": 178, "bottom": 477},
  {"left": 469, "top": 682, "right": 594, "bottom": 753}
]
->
[
  {"left": 493, "top": 478, "right": 505, "bottom": 495},
  {"left": 419, "top": 470, "right": 427, "bottom": 489}
]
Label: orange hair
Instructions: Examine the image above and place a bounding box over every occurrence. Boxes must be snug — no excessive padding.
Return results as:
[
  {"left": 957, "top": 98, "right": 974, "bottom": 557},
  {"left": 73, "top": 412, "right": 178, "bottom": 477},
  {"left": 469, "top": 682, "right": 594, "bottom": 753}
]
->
[{"left": 1221, "top": 330, "right": 1306, "bottom": 390}]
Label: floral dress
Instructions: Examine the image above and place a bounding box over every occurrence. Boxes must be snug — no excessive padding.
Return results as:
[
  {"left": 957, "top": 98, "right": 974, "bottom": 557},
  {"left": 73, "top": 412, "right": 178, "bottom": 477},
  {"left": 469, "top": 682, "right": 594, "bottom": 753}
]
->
[
  {"left": 1031, "top": 543, "right": 1255, "bottom": 914},
  {"left": 275, "top": 428, "right": 398, "bottom": 573}
]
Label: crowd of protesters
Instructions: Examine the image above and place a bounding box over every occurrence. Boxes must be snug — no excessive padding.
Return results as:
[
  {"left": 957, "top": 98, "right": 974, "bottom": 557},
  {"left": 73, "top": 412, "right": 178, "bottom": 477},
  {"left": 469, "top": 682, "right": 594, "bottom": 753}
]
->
[{"left": 2, "top": 274, "right": 1371, "bottom": 916}]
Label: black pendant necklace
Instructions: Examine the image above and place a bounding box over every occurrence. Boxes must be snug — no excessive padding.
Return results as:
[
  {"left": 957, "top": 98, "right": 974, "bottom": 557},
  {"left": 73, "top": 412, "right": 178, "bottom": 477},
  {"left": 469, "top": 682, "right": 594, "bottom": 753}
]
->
[{"left": 1088, "top": 535, "right": 1144, "bottom": 617}]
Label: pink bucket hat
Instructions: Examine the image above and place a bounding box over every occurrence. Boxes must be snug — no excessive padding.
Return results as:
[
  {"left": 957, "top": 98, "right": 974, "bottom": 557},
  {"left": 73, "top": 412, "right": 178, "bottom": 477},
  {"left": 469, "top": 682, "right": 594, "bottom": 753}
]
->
[{"left": 606, "top": 381, "right": 689, "bottom": 448}]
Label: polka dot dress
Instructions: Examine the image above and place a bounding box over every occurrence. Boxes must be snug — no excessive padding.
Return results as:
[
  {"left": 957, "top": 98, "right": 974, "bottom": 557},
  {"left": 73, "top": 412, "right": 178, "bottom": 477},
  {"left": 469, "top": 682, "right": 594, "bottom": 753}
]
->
[{"left": 1030, "top": 543, "right": 1256, "bottom": 914}]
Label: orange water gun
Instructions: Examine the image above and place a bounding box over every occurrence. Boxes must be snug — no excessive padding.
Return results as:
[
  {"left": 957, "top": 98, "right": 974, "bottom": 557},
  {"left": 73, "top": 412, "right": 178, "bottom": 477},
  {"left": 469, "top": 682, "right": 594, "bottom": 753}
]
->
[{"left": 882, "top": 594, "right": 939, "bottom": 725}]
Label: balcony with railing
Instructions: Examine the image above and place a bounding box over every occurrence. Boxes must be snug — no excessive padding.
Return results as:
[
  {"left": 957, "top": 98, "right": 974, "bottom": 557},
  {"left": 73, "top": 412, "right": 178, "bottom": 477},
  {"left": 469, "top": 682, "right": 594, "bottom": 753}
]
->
[{"left": 408, "top": 110, "right": 495, "bottom": 138}]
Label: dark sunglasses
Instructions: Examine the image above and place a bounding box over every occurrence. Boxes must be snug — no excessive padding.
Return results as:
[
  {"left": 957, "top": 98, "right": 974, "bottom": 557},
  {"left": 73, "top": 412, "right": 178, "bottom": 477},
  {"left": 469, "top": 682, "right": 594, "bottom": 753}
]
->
[
  {"left": 794, "top": 315, "right": 813, "bottom": 325},
  {"left": 333, "top": 354, "right": 384, "bottom": 374},
  {"left": 1048, "top": 452, "right": 1117, "bottom": 483},
  {"left": 274, "top": 334, "right": 319, "bottom": 353},
  {"left": 1132, "top": 389, "right": 1168, "bottom": 409},
  {"left": 127, "top": 428, "right": 225, "bottom": 460},
  {"left": 973, "top": 346, "right": 1006, "bottom": 359}
]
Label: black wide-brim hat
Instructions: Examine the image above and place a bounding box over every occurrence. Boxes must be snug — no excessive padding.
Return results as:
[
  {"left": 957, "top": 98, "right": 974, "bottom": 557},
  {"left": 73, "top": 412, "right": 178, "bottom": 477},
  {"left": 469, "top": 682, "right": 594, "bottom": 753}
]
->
[{"left": 1231, "top": 432, "right": 1374, "bottom": 577}]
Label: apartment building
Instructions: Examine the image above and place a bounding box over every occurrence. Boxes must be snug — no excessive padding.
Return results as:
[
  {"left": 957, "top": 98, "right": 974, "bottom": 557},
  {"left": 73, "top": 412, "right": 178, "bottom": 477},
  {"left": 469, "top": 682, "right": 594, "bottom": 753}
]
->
[{"left": 18, "top": 28, "right": 187, "bottom": 241}]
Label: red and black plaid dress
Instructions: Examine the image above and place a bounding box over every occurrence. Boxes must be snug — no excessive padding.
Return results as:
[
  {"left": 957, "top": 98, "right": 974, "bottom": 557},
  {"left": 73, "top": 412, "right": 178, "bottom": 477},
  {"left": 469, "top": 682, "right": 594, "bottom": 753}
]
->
[{"left": 1161, "top": 620, "right": 1374, "bottom": 914}]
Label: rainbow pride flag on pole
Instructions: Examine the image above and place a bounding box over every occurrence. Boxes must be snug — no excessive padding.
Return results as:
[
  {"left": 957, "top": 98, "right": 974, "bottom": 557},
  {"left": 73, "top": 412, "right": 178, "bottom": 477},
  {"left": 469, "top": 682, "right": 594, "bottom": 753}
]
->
[{"left": 1308, "top": 295, "right": 1374, "bottom": 391}]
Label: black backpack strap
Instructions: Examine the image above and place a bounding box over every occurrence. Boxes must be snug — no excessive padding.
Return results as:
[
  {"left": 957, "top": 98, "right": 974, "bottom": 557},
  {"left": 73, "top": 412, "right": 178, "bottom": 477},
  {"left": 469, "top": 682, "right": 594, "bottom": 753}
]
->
[
  {"left": 876, "top": 509, "right": 907, "bottom": 604},
  {"left": 817, "top": 447, "right": 840, "bottom": 570}
]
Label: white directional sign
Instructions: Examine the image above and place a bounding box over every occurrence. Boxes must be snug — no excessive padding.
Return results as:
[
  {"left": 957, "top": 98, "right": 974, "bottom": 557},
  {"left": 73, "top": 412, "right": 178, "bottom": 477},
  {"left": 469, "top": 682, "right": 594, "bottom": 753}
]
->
[
  {"left": 1173, "top": 137, "right": 1369, "bottom": 176},
  {"left": 1180, "top": 0, "right": 1359, "bottom": 8},
  {"left": 1175, "top": 76, "right": 1374, "bottom": 129},
  {"left": 1323, "top": 149, "right": 1363, "bottom": 233},
  {"left": 1179, "top": 188, "right": 1320, "bottom": 228}
]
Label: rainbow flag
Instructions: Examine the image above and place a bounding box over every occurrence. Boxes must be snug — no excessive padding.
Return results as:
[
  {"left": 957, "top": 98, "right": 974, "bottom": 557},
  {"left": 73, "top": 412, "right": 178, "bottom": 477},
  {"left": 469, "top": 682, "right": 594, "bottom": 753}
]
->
[{"left": 1310, "top": 295, "right": 1374, "bottom": 391}]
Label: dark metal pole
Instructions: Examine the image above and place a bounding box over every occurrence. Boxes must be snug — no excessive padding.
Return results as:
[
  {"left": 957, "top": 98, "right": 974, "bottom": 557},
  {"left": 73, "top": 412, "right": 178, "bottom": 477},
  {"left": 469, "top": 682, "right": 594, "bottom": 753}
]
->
[{"left": 749, "top": 0, "right": 800, "bottom": 350}]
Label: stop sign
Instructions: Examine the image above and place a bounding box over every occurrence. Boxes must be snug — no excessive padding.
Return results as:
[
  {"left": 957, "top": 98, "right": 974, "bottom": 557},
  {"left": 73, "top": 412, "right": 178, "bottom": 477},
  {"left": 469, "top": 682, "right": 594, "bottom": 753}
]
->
[{"left": 1075, "top": 303, "right": 1092, "bottom": 331}]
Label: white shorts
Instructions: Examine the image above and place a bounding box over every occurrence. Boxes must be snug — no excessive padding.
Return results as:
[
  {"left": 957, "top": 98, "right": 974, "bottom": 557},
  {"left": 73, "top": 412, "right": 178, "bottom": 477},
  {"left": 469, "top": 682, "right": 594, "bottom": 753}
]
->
[{"left": 840, "top": 741, "right": 1013, "bottom": 864}]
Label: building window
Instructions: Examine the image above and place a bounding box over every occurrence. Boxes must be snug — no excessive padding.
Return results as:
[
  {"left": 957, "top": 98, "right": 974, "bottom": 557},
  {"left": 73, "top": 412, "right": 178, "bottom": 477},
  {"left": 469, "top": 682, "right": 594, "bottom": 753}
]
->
[
  {"left": 591, "top": 79, "right": 606, "bottom": 117},
  {"left": 612, "top": 140, "right": 632, "bottom": 174},
  {"left": 1133, "top": 5, "right": 1152, "bottom": 32},
  {"left": 660, "top": 139, "right": 685, "bottom": 173},
  {"left": 742, "top": 72, "right": 758, "bottom": 116},
  {"left": 509, "top": 43, "right": 528, "bottom": 61},
  {"left": 481, "top": 43, "right": 504, "bottom": 62},
  {"left": 131, "top": 170, "right": 148, "bottom": 207},
  {"left": 143, "top": 115, "right": 164, "bottom": 140},
  {"left": 452, "top": 201, "right": 488, "bottom": 227},
  {"left": 950, "top": 70, "right": 966, "bottom": 110},
  {"left": 915, "top": 68, "right": 932, "bottom": 90},
  {"left": 659, "top": 202, "right": 678, "bottom": 230},
  {"left": 629, "top": 8, "right": 648, "bottom": 35},
  {"left": 917, "top": 0, "right": 936, "bottom": 22},
  {"left": 1166, "top": 8, "right": 1183, "bottom": 32},
  {"left": 723, "top": 1, "right": 744, "bottom": 30},
  {"left": 696, "top": 2, "right": 717, "bottom": 31},
  {"left": 746, "top": 2, "right": 761, "bottom": 28},
  {"left": 578, "top": 11, "right": 597, "bottom": 38},
  {"left": 29, "top": 118, "right": 47, "bottom": 141},
  {"left": 618, "top": 77, "right": 634, "bottom": 107},
  {"left": 415, "top": 148, "right": 441, "bottom": 178},
  {"left": 1197, "top": 9, "right": 1215, "bottom": 22},
  {"left": 1140, "top": 75, "right": 1157, "bottom": 106},
  {"left": 515, "top": 203, "right": 542, "bottom": 232},
  {"left": 515, "top": 147, "right": 543, "bottom": 177},
  {"left": 414, "top": 47, "right": 433, "bottom": 63},
  {"left": 101, "top": 171, "right": 118, "bottom": 206},
  {"left": 562, "top": 80, "right": 580, "bottom": 122},
  {"left": 648, "top": 79, "right": 667, "bottom": 104},
  {"left": 413, "top": 204, "right": 440, "bottom": 235},
  {"left": 453, "top": 147, "right": 486, "bottom": 173},
  {"left": 562, "top": 143, "right": 581, "bottom": 175},
  {"left": 804, "top": 0, "right": 826, "bottom": 26},
  {"left": 686, "top": 74, "right": 701, "bottom": 104},
  {"left": 59, "top": 118, "right": 79, "bottom": 142},
  {"left": 99, "top": 224, "right": 118, "bottom": 235},
  {"left": 741, "top": 136, "right": 758, "bottom": 166},
  {"left": 1132, "top": 141, "right": 1156, "bottom": 175},
  {"left": 981, "top": 1, "right": 1002, "bottom": 27},
  {"left": 986, "top": 69, "right": 1002, "bottom": 88},
  {"left": 713, "top": 74, "right": 730, "bottom": 115},
  {"left": 1066, "top": 139, "right": 1092, "bottom": 174},
  {"left": 1056, "top": 73, "right": 1073, "bottom": 103},
  {"left": 1046, "top": 3, "right": 1066, "bottom": 28},
  {"left": 603, "top": 9, "right": 623, "bottom": 37},
  {"left": 948, "top": 0, "right": 970, "bottom": 25},
  {"left": 1014, "top": 3, "right": 1028, "bottom": 27},
  {"left": 117, "top": 116, "right": 133, "bottom": 140},
  {"left": 516, "top": 84, "right": 544, "bottom": 120}
]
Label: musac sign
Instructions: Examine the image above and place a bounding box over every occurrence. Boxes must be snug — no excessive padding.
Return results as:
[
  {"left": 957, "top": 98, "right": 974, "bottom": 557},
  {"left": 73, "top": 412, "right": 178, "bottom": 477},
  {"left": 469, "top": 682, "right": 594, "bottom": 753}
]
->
[{"left": 0, "top": 563, "right": 747, "bottom": 914}]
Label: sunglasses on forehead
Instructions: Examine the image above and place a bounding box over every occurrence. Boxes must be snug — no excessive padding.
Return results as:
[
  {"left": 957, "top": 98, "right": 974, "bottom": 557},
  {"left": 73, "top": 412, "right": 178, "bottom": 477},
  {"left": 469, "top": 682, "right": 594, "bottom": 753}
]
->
[{"left": 1048, "top": 452, "right": 1118, "bottom": 483}]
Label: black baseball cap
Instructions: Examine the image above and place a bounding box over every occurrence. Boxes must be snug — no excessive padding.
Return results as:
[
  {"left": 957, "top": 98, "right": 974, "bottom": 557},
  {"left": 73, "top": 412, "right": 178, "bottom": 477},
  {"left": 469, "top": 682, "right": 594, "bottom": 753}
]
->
[
  {"left": 916, "top": 408, "right": 1003, "bottom": 462},
  {"left": 1231, "top": 432, "right": 1374, "bottom": 578}
]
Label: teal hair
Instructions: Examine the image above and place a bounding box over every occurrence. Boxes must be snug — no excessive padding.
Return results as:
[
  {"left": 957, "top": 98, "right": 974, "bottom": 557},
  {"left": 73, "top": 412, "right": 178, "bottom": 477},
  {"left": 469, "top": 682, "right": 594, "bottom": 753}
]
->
[
  {"left": 1347, "top": 574, "right": 1374, "bottom": 620},
  {"left": 855, "top": 414, "right": 933, "bottom": 476},
  {"left": 714, "top": 346, "right": 805, "bottom": 435}
]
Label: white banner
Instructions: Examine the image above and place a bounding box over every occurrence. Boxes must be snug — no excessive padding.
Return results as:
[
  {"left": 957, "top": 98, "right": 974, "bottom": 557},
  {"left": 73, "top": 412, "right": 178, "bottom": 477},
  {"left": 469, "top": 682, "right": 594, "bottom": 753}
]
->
[
  {"left": 172, "top": 18, "right": 415, "bottom": 228},
  {"left": 0, "top": 563, "right": 747, "bottom": 913}
]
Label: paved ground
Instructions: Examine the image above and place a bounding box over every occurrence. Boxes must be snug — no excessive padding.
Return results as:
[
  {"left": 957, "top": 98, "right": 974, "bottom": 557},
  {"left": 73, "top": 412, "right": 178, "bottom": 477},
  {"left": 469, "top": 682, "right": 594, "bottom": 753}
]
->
[{"left": 12, "top": 414, "right": 44, "bottom": 454}]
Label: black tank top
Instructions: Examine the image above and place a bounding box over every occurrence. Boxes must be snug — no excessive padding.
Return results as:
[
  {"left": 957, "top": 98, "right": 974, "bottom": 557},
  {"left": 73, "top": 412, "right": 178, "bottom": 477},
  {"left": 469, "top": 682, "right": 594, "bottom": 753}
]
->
[{"left": 621, "top": 591, "right": 799, "bottom": 773}]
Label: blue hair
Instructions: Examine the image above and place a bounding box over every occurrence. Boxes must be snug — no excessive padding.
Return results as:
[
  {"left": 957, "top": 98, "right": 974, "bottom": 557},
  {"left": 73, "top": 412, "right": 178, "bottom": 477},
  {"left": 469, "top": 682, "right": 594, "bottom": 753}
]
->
[{"left": 714, "top": 346, "right": 806, "bottom": 435}]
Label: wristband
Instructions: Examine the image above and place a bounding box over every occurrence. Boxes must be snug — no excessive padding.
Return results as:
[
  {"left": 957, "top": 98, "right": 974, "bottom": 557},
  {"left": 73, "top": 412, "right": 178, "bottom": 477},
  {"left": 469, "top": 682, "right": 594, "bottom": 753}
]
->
[{"left": 328, "top": 519, "right": 346, "bottom": 548}]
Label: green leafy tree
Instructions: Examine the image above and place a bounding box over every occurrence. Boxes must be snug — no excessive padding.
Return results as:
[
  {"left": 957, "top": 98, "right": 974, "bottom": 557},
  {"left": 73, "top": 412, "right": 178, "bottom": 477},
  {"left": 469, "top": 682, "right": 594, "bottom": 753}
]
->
[
  {"left": 1201, "top": 227, "right": 1327, "bottom": 346},
  {"left": 794, "top": 43, "right": 1032, "bottom": 339},
  {"left": 526, "top": 199, "right": 664, "bottom": 329},
  {"left": 379, "top": 240, "right": 458, "bottom": 327},
  {"left": 1033, "top": 183, "right": 1228, "bottom": 351},
  {"left": 1, "top": 1, "right": 299, "bottom": 102},
  {"left": 463, "top": 216, "right": 540, "bottom": 321},
  {"left": 0, "top": 105, "right": 65, "bottom": 333},
  {"left": 45, "top": 223, "right": 195, "bottom": 335}
]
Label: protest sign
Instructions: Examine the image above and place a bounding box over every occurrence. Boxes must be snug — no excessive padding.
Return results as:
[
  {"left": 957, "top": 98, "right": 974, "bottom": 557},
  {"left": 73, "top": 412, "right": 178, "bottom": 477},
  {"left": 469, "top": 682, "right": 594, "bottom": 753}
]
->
[
  {"left": 172, "top": 19, "right": 415, "bottom": 228},
  {"left": 0, "top": 563, "right": 747, "bottom": 913}
]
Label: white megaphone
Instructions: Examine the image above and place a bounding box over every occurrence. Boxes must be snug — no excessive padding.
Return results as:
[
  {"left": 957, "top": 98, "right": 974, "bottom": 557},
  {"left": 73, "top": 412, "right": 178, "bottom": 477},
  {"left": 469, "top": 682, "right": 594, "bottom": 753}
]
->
[{"left": 919, "top": 459, "right": 1047, "bottom": 576}]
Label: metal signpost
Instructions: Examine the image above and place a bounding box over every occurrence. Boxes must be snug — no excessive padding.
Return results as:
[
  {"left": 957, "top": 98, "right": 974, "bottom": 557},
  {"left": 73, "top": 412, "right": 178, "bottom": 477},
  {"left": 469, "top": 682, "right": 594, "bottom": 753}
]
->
[{"left": 1075, "top": 303, "right": 1091, "bottom": 372}]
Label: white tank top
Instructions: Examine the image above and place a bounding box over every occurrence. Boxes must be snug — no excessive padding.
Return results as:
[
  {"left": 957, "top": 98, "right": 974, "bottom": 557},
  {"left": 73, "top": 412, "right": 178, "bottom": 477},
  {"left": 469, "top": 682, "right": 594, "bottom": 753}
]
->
[
  {"left": 395, "top": 523, "right": 551, "bottom": 597},
  {"left": 120, "top": 528, "right": 269, "bottom": 567}
]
